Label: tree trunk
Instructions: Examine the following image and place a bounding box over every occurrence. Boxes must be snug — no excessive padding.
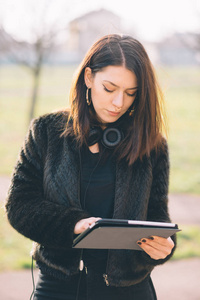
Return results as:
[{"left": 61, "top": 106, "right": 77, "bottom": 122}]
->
[{"left": 28, "top": 67, "right": 41, "bottom": 124}]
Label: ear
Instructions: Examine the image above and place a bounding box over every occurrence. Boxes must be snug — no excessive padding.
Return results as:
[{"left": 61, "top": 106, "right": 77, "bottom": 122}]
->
[{"left": 84, "top": 67, "right": 93, "bottom": 88}]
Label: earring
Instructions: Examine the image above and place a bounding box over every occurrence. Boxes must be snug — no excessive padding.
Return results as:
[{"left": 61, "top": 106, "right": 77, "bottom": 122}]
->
[
  {"left": 129, "top": 108, "right": 135, "bottom": 117},
  {"left": 86, "top": 88, "right": 91, "bottom": 106}
]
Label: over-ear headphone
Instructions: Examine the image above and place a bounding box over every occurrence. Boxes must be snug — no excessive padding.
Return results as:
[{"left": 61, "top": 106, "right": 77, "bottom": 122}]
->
[{"left": 87, "top": 126, "right": 124, "bottom": 148}]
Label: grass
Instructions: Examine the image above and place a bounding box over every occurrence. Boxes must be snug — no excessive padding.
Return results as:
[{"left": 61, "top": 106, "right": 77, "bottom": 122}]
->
[
  {"left": 167, "top": 86, "right": 200, "bottom": 194},
  {"left": 172, "top": 225, "right": 200, "bottom": 260},
  {"left": 157, "top": 66, "right": 200, "bottom": 194}
]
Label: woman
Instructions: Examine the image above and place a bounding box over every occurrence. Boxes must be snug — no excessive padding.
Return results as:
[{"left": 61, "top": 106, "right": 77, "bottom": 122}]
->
[{"left": 5, "top": 34, "right": 176, "bottom": 300}]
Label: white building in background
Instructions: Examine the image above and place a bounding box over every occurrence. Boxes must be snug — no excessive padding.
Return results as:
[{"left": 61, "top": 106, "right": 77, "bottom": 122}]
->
[
  {"left": 67, "top": 8, "right": 122, "bottom": 61},
  {"left": 66, "top": 8, "right": 162, "bottom": 65}
]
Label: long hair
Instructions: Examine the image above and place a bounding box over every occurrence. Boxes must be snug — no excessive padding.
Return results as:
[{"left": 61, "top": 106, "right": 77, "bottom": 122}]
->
[{"left": 63, "top": 34, "right": 167, "bottom": 165}]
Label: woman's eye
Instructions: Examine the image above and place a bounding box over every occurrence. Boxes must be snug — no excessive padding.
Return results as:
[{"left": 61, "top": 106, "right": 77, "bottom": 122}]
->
[
  {"left": 127, "top": 92, "right": 137, "bottom": 97},
  {"left": 103, "top": 86, "right": 113, "bottom": 93}
]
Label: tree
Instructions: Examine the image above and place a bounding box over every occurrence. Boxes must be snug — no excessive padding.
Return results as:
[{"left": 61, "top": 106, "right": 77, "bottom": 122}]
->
[{"left": 0, "top": 0, "right": 71, "bottom": 124}]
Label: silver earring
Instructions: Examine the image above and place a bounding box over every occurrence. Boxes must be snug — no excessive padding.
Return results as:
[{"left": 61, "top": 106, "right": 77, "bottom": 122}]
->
[{"left": 86, "top": 88, "right": 91, "bottom": 106}]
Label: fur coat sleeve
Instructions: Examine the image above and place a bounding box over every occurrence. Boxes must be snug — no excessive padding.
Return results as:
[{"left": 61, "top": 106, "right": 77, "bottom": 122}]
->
[
  {"left": 139, "top": 139, "right": 177, "bottom": 266},
  {"left": 5, "top": 114, "right": 90, "bottom": 249}
]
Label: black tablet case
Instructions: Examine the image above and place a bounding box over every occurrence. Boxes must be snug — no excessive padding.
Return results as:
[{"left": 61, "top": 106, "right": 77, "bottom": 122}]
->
[{"left": 73, "top": 219, "right": 180, "bottom": 250}]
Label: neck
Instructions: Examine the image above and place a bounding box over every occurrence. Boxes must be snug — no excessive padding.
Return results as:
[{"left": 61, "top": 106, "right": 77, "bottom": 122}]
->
[{"left": 89, "top": 143, "right": 99, "bottom": 153}]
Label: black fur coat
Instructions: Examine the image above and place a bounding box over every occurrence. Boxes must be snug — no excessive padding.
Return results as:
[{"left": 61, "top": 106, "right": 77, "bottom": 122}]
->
[{"left": 5, "top": 111, "right": 176, "bottom": 287}]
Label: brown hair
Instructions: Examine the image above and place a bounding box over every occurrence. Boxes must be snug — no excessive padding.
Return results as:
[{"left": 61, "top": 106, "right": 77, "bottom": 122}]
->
[{"left": 64, "top": 34, "right": 167, "bottom": 165}]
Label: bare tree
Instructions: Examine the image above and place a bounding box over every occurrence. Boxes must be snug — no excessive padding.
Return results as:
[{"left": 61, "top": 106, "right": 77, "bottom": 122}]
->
[{"left": 0, "top": 0, "right": 71, "bottom": 124}]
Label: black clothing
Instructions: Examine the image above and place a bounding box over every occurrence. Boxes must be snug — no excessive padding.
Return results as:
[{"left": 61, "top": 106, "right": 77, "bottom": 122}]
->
[
  {"left": 5, "top": 111, "right": 176, "bottom": 287},
  {"left": 80, "top": 144, "right": 115, "bottom": 218},
  {"left": 33, "top": 269, "right": 157, "bottom": 300},
  {"left": 80, "top": 145, "right": 116, "bottom": 264},
  {"left": 33, "top": 270, "right": 87, "bottom": 300}
]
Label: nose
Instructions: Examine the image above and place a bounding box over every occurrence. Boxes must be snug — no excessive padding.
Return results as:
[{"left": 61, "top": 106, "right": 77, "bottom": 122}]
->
[{"left": 112, "top": 91, "right": 123, "bottom": 110}]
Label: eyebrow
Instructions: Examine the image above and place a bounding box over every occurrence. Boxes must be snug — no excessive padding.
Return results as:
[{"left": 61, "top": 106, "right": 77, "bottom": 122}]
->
[{"left": 103, "top": 80, "right": 138, "bottom": 90}]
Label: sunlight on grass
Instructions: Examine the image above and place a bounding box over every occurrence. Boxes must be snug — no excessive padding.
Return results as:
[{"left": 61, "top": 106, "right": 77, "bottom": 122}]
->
[
  {"left": 173, "top": 226, "right": 200, "bottom": 260},
  {"left": 157, "top": 67, "right": 200, "bottom": 194}
]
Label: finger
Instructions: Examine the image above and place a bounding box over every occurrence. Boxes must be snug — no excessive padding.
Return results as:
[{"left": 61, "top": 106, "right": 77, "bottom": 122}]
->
[
  {"left": 138, "top": 236, "right": 174, "bottom": 250},
  {"left": 137, "top": 238, "right": 167, "bottom": 252},
  {"left": 147, "top": 236, "right": 174, "bottom": 248},
  {"left": 74, "top": 219, "right": 92, "bottom": 234},
  {"left": 137, "top": 242, "right": 170, "bottom": 260},
  {"left": 74, "top": 217, "right": 102, "bottom": 234},
  {"left": 87, "top": 218, "right": 100, "bottom": 226},
  {"left": 137, "top": 239, "right": 173, "bottom": 259},
  {"left": 87, "top": 217, "right": 98, "bottom": 222},
  {"left": 87, "top": 217, "right": 101, "bottom": 223},
  {"left": 149, "top": 237, "right": 174, "bottom": 252}
]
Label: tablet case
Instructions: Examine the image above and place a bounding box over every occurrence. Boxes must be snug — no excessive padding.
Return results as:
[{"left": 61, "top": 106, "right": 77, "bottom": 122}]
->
[{"left": 73, "top": 219, "right": 181, "bottom": 250}]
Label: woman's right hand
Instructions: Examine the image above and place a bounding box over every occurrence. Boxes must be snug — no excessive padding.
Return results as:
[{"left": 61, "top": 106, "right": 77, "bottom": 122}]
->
[{"left": 74, "top": 217, "right": 101, "bottom": 234}]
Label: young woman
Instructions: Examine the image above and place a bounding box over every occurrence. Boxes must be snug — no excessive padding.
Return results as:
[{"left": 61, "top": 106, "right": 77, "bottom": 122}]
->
[{"left": 5, "top": 34, "right": 176, "bottom": 300}]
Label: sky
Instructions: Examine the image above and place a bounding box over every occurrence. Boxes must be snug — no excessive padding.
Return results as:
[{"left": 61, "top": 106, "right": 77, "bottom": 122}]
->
[{"left": 0, "top": 0, "right": 199, "bottom": 42}]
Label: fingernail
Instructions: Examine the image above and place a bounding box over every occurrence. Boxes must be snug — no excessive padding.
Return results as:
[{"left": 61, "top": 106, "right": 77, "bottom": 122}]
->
[
  {"left": 137, "top": 242, "right": 142, "bottom": 245},
  {"left": 149, "top": 236, "right": 154, "bottom": 240},
  {"left": 142, "top": 239, "right": 146, "bottom": 243}
]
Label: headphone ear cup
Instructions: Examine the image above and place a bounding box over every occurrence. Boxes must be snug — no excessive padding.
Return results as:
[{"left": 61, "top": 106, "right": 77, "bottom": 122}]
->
[
  {"left": 102, "top": 127, "right": 123, "bottom": 148},
  {"left": 87, "top": 127, "right": 103, "bottom": 146}
]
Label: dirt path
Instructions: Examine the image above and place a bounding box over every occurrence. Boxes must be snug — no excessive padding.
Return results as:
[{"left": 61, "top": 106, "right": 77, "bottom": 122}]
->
[{"left": 1, "top": 176, "right": 200, "bottom": 300}]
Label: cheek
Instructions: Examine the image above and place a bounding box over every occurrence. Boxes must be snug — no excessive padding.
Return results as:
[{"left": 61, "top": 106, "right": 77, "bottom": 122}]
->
[
  {"left": 91, "top": 83, "right": 100, "bottom": 100},
  {"left": 124, "top": 97, "right": 135, "bottom": 109},
  {"left": 91, "top": 87, "right": 107, "bottom": 107},
  {"left": 91, "top": 91, "right": 100, "bottom": 107}
]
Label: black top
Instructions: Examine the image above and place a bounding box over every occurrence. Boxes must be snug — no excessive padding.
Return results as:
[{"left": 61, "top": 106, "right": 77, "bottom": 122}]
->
[
  {"left": 80, "top": 145, "right": 116, "bottom": 265},
  {"left": 80, "top": 145, "right": 115, "bottom": 218}
]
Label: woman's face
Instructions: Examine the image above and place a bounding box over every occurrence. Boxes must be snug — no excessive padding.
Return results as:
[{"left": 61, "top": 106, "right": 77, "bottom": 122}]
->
[{"left": 84, "top": 65, "right": 138, "bottom": 124}]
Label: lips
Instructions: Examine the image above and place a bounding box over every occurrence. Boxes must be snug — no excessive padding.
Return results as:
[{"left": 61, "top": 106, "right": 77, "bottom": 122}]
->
[{"left": 107, "top": 110, "right": 120, "bottom": 116}]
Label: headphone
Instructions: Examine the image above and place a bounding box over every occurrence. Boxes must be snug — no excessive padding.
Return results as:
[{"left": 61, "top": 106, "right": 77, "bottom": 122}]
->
[{"left": 87, "top": 126, "right": 124, "bottom": 148}]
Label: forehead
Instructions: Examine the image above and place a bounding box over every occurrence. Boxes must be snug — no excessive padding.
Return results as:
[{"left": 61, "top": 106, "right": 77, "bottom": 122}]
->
[{"left": 95, "top": 65, "right": 137, "bottom": 87}]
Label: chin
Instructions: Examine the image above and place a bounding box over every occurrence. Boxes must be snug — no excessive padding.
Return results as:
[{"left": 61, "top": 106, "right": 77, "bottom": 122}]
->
[{"left": 103, "top": 117, "right": 120, "bottom": 124}]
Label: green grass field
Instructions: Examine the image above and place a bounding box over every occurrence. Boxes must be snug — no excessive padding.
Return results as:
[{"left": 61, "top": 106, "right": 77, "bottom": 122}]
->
[
  {"left": 0, "top": 65, "right": 200, "bottom": 271},
  {"left": 159, "top": 66, "right": 200, "bottom": 194}
]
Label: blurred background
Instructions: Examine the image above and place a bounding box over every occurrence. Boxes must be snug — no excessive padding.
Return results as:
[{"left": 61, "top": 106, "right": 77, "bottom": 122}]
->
[{"left": 0, "top": 0, "right": 200, "bottom": 299}]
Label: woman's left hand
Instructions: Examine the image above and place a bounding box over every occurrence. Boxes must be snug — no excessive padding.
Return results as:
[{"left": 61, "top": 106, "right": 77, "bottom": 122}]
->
[{"left": 137, "top": 236, "right": 174, "bottom": 260}]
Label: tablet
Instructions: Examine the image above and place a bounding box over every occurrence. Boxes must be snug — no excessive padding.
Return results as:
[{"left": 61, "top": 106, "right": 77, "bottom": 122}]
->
[{"left": 72, "top": 218, "right": 181, "bottom": 250}]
